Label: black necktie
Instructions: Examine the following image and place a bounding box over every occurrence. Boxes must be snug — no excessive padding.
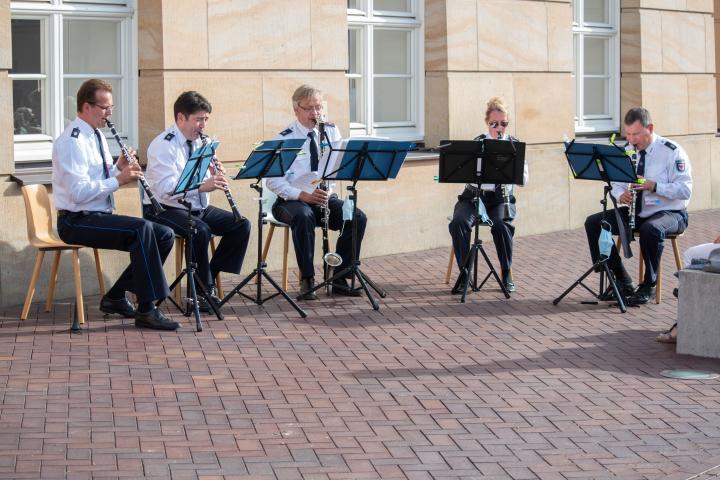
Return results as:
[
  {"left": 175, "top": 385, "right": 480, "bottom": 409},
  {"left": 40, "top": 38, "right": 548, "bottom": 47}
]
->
[
  {"left": 186, "top": 139, "right": 194, "bottom": 159},
  {"left": 94, "top": 129, "right": 109, "bottom": 179},
  {"left": 635, "top": 149, "right": 646, "bottom": 215},
  {"left": 308, "top": 131, "right": 319, "bottom": 172}
]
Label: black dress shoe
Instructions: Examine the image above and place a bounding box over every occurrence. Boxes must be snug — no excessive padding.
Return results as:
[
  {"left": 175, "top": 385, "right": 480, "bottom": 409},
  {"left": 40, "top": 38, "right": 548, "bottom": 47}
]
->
[
  {"left": 598, "top": 281, "right": 635, "bottom": 301},
  {"left": 627, "top": 283, "right": 656, "bottom": 306},
  {"left": 195, "top": 289, "right": 222, "bottom": 313},
  {"left": 501, "top": 271, "right": 515, "bottom": 293},
  {"left": 451, "top": 272, "right": 468, "bottom": 295},
  {"left": 100, "top": 295, "right": 136, "bottom": 318},
  {"left": 331, "top": 278, "right": 363, "bottom": 297},
  {"left": 298, "top": 277, "right": 318, "bottom": 301},
  {"left": 134, "top": 308, "right": 180, "bottom": 331}
]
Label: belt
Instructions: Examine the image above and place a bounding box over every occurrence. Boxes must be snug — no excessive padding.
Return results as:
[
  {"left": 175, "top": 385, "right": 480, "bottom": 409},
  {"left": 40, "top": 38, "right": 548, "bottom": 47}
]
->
[
  {"left": 152, "top": 204, "right": 205, "bottom": 215},
  {"left": 464, "top": 185, "right": 497, "bottom": 197},
  {"left": 57, "top": 210, "right": 109, "bottom": 217}
]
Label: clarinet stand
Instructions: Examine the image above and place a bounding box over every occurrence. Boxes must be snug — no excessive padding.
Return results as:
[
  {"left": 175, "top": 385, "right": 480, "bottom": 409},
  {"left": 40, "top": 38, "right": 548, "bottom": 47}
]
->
[
  {"left": 157, "top": 140, "right": 223, "bottom": 331},
  {"left": 552, "top": 141, "right": 638, "bottom": 313},
  {"left": 438, "top": 137, "right": 525, "bottom": 303},
  {"left": 301, "top": 139, "right": 413, "bottom": 310},
  {"left": 219, "top": 138, "right": 307, "bottom": 318}
]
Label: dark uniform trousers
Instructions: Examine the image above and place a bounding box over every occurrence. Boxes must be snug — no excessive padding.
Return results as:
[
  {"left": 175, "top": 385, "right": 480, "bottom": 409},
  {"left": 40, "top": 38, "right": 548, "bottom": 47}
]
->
[
  {"left": 57, "top": 211, "right": 174, "bottom": 303},
  {"left": 584, "top": 207, "right": 688, "bottom": 285},
  {"left": 272, "top": 194, "right": 367, "bottom": 280},
  {"left": 449, "top": 188, "right": 516, "bottom": 272},
  {"left": 144, "top": 204, "right": 251, "bottom": 290}
]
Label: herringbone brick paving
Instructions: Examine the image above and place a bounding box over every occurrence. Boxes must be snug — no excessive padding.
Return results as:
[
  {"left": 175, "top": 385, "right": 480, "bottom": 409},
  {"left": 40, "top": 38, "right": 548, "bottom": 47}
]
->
[{"left": 1, "top": 209, "right": 720, "bottom": 479}]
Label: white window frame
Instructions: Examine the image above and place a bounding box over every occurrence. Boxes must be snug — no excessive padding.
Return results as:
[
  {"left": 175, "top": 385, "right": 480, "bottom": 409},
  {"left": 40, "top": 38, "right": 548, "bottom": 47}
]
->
[
  {"left": 347, "top": 0, "right": 424, "bottom": 141},
  {"left": 572, "top": 0, "right": 619, "bottom": 133},
  {"left": 10, "top": 0, "right": 137, "bottom": 164}
]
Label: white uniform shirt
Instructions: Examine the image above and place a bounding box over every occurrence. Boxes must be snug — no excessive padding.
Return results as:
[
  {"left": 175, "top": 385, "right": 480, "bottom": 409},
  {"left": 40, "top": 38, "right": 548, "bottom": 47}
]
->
[
  {"left": 52, "top": 117, "right": 120, "bottom": 213},
  {"left": 471, "top": 132, "right": 529, "bottom": 193},
  {"left": 145, "top": 124, "right": 209, "bottom": 211},
  {"left": 612, "top": 133, "right": 692, "bottom": 219},
  {"left": 266, "top": 120, "right": 343, "bottom": 201}
]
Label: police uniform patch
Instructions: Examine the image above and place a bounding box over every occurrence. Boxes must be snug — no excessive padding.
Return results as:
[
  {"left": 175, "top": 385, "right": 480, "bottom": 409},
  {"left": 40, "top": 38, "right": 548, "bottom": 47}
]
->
[
  {"left": 663, "top": 140, "right": 677, "bottom": 150},
  {"left": 676, "top": 159, "right": 687, "bottom": 172},
  {"left": 279, "top": 128, "right": 293, "bottom": 136},
  {"left": 70, "top": 127, "right": 80, "bottom": 138},
  {"left": 164, "top": 132, "right": 175, "bottom": 141}
]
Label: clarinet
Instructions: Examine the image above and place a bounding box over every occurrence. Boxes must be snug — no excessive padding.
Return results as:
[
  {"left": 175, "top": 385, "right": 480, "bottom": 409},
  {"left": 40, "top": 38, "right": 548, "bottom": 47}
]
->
[
  {"left": 104, "top": 119, "right": 165, "bottom": 215},
  {"left": 200, "top": 134, "right": 243, "bottom": 223},
  {"left": 496, "top": 130, "right": 512, "bottom": 220},
  {"left": 317, "top": 119, "right": 342, "bottom": 291},
  {"left": 628, "top": 151, "right": 638, "bottom": 232}
]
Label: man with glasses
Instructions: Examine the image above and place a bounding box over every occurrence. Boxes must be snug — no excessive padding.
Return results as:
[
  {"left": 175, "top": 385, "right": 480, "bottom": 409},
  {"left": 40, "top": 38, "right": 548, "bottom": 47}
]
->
[
  {"left": 144, "top": 91, "right": 251, "bottom": 311},
  {"left": 52, "top": 78, "right": 179, "bottom": 330},
  {"left": 448, "top": 96, "right": 528, "bottom": 294},
  {"left": 267, "top": 84, "right": 367, "bottom": 300},
  {"left": 583, "top": 107, "right": 692, "bottom": 305}
]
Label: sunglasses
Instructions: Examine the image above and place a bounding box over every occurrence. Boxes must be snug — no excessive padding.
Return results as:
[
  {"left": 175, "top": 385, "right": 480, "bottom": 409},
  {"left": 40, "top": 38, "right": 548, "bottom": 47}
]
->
[{"left": 489, "top": 121, "right": 509, "bottom": 128}]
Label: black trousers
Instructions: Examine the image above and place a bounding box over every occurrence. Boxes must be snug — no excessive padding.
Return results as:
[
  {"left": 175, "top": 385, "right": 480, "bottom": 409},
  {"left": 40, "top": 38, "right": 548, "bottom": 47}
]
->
[
  {"left": 584, "top": 207, "right": 688, "bottom": 285},
  {"left": 144, "top": 204, "right": 251, "bottom": 289},
  {"left": 272, "top": 195, "right": 367, "bottom": 280},
  {"left": 448, "top": 188, "right": 516, "bottom": 272},
  {"left": 57, "top": 212, "right": 174, "bottom": 303}
]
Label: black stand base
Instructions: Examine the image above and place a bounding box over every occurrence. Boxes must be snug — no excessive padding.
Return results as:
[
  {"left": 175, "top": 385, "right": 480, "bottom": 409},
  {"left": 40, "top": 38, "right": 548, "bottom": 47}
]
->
[
  {"left": 219, "top": 266, "right": 307, "bottom": 318},
  {"left": 552, "top": 259, "right": 627, "bottom": 313},
  {"left": 70, "top": 300, "right": 84, "bottom": 334},
  {"left": 162, "top": 265, "right": 224, "bottom": 332},
  {"left": 306, "top": 262, "right": 387, "bottom": 311},
  {"left": 453, "top": 239, "right": 510, "bottom": 303}
]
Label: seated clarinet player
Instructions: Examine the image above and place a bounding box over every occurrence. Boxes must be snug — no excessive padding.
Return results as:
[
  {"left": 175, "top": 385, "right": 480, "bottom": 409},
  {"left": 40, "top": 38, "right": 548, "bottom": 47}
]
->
[
  {"left": 448, "top": 96, "right": 529, "bottom": 294},
  {"left": 584, "top": 107, "right": 692, "bottom": 306},
  {"left": 52, "top": 79, "right": 179, "bottom": 330},
  {"left": 144, "top": 91, "right": 251, "bottom": 311},
  {"left": 266, "top": 84, "right": 367, "bottom": 300}
]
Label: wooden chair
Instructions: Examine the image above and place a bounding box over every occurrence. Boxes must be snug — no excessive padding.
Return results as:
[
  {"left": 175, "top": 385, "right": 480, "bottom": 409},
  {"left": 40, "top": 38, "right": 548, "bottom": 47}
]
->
[
  {"left": 615, "top": 232, "right": 683, "bottom": 304},
  {"left": 20, "top": 184, "right": 106, "bottom": 323},
  {"left": 260, "top": 180, "right": 291, "bottom": 289}
]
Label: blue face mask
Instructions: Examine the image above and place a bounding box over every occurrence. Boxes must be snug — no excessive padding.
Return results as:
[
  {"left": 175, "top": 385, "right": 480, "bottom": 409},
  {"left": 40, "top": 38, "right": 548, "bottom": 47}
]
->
[
  {"left": 598, "top": 224, "right": 613, "bottom": 259},
  {"left": 342, "top": 198, "right": 354, "bottom": 221}
]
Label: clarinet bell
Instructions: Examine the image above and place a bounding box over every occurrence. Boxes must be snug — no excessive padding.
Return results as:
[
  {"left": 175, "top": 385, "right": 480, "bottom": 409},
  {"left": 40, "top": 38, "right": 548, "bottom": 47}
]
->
[{"left": 323, "top": 252, "right": 343, "bottom": 267}]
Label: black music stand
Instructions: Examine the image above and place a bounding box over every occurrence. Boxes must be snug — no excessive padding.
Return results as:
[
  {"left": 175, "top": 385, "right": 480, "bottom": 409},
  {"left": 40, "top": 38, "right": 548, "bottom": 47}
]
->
[
  {"left": 438, "top": 138, "right": 525, "bottom": 303},
  {"left": 552, "top": 140, "right": 637, "bottom": 313},
  {"left": 158, "top": 140, "right": 222, "bottom": 332},
  {"left": 219, "top": 138, "right": 307, "bottom": 318},
  {"left": 300, "top": 139, "right": 413, "bottom": 310}
]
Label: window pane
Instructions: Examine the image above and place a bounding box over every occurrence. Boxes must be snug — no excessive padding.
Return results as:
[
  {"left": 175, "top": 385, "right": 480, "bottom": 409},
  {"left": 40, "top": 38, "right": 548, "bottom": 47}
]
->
[
  {"left": 374, "top": 77, "right": 409, "bottom": 122},
  {"left": 374, "top": 0, "right": 411, "bottom": 13},
  {"left": 64, "top": 78, "right": 122, "bottom": 128},
  {"left": 348, "top": 29, "right": 361, "bottom": 74},
  {"left": 13, "top": 80, "right": 44, "bottom": 134},
  {"left": 64, "top": 19, "right": 121, "bottom": 74},
  {"left": 583, "top": 77, "right": 608, "bottom": 116},
  {"left": 348, "top": 0, "right": 362, "bottom": 9},
  {"left": 584, "top": 0, "right": 608, "bottom": 24},
  {"left": 374, "top": 30, "right": 409, "bottom": 75},
  {"left": 349, "top": 78, "right": 363, "bottom": 124},
  {"left": 11, "top": 19, "right": 42, "bottom": 74},
  {"left": 583, "top": 37, "right": 607, "bottom": 75}
]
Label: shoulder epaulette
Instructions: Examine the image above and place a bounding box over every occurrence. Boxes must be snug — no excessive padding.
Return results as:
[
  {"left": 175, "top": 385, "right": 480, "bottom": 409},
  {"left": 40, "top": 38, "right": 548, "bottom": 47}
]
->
[
  {"left": 164, "top": 132, "right": 175, "bottom": 141},
  {"left": 663, "top": 139, "right": 677, "bottom": 150},
  {"left": 324, "top": 122, "right": 336, "bottom": 128},
  {"left": 473, "top": 134, "right": 487, "bottom": 141},
  {"left": 70, "top": 127, "right": 80, "bottom": 139},
  {"left": 279, "top": 128, "right": 293, "bottom": 137}
]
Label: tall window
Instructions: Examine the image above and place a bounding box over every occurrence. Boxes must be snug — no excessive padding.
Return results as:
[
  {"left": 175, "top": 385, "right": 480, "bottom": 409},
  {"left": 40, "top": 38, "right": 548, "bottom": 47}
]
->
[
  {"left": 10, "top": 0, "right": 137, "bottom": 164},
  {"left": 347, "top": 0, "right": 424, "bottom": 141},
  {"left": 572, "top": 0, "right": 619, "bottom": 133}
]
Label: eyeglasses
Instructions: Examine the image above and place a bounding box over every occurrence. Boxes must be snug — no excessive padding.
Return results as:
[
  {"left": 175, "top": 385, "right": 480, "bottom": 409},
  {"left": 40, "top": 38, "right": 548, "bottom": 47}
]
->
[
  {"left": 297, "top": 104, "right": 324, "bottom": 113},
  {"left": 90, "top": 103, "right": 114, "bottom": 112},
  {"left": 489, "top": 121, "right": 509, "bottom": 128}
]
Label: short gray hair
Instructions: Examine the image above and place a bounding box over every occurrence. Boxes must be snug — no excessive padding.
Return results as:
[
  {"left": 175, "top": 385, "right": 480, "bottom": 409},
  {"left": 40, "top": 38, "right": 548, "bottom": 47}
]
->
[
  {"left": 624, "top": 107, "right": 652, "bottom": 127},
  {"left": 292, "top": 84, "right": 323, "bottom": 108}
]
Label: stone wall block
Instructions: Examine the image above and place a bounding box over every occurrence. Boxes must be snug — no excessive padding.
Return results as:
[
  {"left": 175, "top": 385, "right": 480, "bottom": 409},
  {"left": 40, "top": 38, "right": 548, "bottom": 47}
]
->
[
  {"left": 513, "top": 74, "right": 574, "bottom": 144},
  {"left": 661, "top": 11, "right": 706, "bottom": 73},
  {"left": 547, "top": 2, "right": 573, "bottom": 72},
  {"left": 687, "top": 74, "right": 717, "bottom": 134}
]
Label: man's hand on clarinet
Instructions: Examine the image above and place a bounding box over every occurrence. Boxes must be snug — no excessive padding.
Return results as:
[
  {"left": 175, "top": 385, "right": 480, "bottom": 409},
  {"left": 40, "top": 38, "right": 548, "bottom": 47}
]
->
[
  {"left": 619, "top": 189, "right": 633, "bottom": 205},
  {"left": 299, "top": 188, "right": 329, "bottom": 206},
  {"left": 117, "top": 147, "right": 137, "bottom": 170},
  {"left": 199, "top": 173, "right": 229, "bottom": 193},
  {"left": 116, "top": 162, "right": 142, "bottom": 186}
]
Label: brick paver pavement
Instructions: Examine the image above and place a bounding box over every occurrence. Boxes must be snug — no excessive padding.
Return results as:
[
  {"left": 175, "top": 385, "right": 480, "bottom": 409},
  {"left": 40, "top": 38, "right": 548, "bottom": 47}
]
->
[{"left": 1, "top": 209, "right": 720, "bottom": 480}]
